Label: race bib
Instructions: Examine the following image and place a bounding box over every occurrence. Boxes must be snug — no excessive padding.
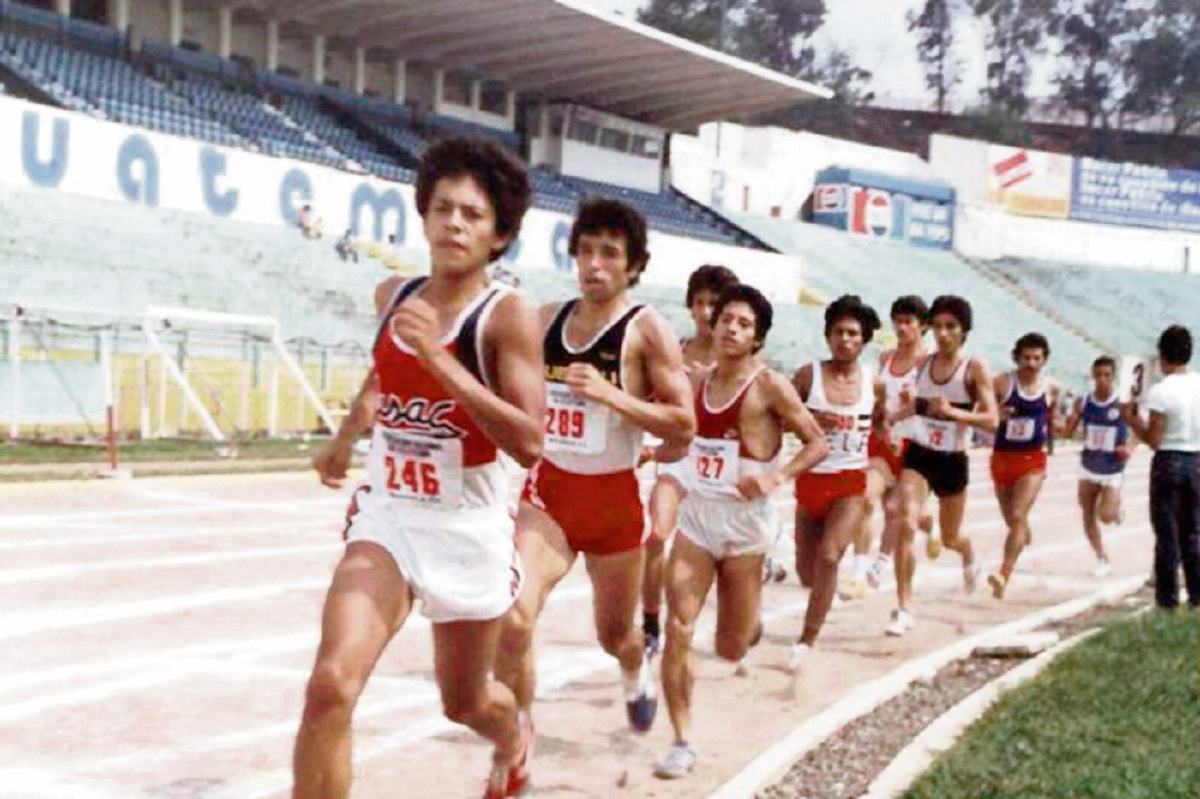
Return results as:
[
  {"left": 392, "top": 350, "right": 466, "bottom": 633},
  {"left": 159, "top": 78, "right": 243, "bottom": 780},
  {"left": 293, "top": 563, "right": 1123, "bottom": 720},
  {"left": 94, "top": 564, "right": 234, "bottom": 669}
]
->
[
  {"left": 1005, "top": 417, "right": 1036, "bottom": 443},
  {"left": 375, "top": 429, "right": 463, "bottom": 508},
  {"left": 543, "top": 383, "right": 609, "bottom": 454},
  {"left": 689, "top": 437, "right": 739, "bottom": 491},
  {"left": 1085, "top": 424, "right": 1117, "bottom": 453},
  {"left": 923, "top": 418, "right": 960, "bottom": 452},
  {"left": 827, "top": 427, "right": 869, "bottom": 456}
]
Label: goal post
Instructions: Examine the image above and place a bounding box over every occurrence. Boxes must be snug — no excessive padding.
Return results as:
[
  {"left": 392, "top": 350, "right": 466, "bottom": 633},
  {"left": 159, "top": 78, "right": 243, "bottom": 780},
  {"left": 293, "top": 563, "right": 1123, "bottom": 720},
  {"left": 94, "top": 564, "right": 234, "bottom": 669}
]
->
[
  {"left": 3, "top": 302, "right": 343, "bottom": 447},
  {"left": 143, "top": 306, "right": 339, "bottom": 441}
]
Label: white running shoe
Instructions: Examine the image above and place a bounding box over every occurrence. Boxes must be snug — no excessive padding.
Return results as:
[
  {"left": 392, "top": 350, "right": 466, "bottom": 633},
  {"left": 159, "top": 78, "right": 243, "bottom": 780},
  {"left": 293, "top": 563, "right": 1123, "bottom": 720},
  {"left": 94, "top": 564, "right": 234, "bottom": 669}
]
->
[
  {"left": 653, "top": 742, "right": 696, "bottom": 780},
  {"left": 1092, "top": 561, "right": 1112, "bottom": 578},
  {"left": 865, "top": 554, "right": 891, "bottom": 589},
  {"left": 885, "top": 609, "right": 914, "bottom": 637},
  {"left": 786, "top": 642, "right": 812, "bottom": 675},
  {"left": 964, "top": 561, "right": 982, "bottom": 594}
]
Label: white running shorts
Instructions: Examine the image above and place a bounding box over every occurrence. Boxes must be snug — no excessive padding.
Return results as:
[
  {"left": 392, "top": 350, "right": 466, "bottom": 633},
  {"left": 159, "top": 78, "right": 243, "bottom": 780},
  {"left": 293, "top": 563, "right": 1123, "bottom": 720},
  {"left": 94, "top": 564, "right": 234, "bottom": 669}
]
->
[
  {"left": 677, "top": 492, "right": 779, "bottom": 560},
  {"left": 343, "top": 486, "right": 523, "bottom": 623},
  {"left": 1078, "top": 466, "right": 1125, "bottom": 490}
]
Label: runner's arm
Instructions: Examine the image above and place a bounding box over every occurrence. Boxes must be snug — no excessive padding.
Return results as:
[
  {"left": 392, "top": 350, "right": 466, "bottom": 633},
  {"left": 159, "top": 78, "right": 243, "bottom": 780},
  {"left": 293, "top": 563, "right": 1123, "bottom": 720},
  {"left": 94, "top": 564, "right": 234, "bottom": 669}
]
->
[
  {"left": 767, "top": 371, "right": 829, "bottom": 481},
  {"left": 872, "top": 376, "right": 888, "bottom": 440},
  {"left": 583, "top": 310, "right": 695, "bottom": 447},
  {"left": 1060, "top": 394, "right": 1084, "bottom": 439},
  {"left": 939, "top": 357, "right": 999, "bottom": 432},
  {"left": 421, "top": 292, "right": 545, "bottom": 467},
  {"left": 327, "top": 277, "right": 407, "bottom": 441}
]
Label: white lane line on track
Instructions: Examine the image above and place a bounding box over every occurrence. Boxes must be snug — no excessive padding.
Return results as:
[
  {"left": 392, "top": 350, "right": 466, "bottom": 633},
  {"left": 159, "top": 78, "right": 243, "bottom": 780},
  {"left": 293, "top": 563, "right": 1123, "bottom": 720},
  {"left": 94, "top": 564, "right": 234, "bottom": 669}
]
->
[
  {"left": 69, "top": 631, "right": 602, "bottom": 775},
  {"left": 0, "top": 519, "right": 336, "bottom": 552},
  {"left": 0, "top": 633, "right": 317, "bottom": 695},
  {"left": 0, "top": 496, "right": 348, "bottom": 527},
  {"left": 0, "top": 585, "right": 594, "bottom": 728},
  {"left": 0, "top": 580, "right": 327, "bottom": 642},
  {"left": 210, "top": 596, "right": 812, "bottom": 799},
  {"left": 0, "top": 544, "right": 340, "bottom": 586}
]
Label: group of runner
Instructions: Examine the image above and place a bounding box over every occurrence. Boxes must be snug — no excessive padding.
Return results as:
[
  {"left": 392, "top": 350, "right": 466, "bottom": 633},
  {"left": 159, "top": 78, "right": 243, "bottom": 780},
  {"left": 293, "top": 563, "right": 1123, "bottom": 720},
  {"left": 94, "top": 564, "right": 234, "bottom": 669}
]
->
[{"left": 291, "top": 134, "right": 1134, "bottom": 798}]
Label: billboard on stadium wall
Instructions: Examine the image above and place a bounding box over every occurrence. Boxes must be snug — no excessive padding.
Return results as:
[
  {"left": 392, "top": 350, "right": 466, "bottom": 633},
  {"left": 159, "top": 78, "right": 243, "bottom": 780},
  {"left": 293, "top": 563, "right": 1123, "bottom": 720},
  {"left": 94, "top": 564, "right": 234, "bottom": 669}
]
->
[
  {"left": 985, "top": 145, "right": 1073, "bottom": 220},
  {"left": 811, "top": 167, "right": 955, "bottom": 250},
  {"left": 0, "top": 94, "right": 800, "bottom": 301},
  {"left": 1071, "top": 158, "right": 1200, "bottom": 233}
]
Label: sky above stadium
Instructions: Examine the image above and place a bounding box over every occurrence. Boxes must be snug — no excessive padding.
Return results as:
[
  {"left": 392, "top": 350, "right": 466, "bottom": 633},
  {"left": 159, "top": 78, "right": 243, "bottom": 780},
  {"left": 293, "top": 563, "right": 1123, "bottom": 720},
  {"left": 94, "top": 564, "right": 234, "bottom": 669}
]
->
[{"left": 584, "top": 0, "right": 1056, "bottom": 110}]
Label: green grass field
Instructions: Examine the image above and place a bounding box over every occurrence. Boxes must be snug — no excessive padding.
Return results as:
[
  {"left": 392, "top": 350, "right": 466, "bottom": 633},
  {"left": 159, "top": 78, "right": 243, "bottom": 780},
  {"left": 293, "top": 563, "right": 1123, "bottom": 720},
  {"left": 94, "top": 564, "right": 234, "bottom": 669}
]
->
[{"left": 906, "top": 611, "right": 1200, "bottom": 799}]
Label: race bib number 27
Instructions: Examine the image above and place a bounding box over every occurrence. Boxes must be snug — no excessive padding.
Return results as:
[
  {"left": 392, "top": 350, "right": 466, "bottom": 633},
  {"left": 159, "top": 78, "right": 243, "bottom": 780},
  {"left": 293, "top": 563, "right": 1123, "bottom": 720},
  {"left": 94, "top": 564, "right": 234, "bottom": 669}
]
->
[{"left": 690, "top": 438, "right": 739, "bottom": 490}]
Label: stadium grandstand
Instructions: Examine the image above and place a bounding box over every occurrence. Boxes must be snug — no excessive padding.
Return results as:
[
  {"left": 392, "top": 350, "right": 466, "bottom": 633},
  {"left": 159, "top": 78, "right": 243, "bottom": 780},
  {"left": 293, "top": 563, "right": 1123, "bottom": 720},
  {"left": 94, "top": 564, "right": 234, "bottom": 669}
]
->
[{"left": 0, "top": 2, "right": 1193, "bottom": 798}]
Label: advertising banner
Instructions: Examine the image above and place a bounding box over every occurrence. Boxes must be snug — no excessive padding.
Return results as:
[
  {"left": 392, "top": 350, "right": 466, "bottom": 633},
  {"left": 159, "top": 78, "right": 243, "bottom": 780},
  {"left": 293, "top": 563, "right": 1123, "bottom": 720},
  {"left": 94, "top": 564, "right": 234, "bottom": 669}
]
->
[
  {"left": 812, "top": 167, "right": 955, "bottom": 250},
  {"left": 986, "top": 145, "right": 1073, "bottom": 219},
  {"left": 1071, "top": 158, "right": 1200, "bottom": 233}
]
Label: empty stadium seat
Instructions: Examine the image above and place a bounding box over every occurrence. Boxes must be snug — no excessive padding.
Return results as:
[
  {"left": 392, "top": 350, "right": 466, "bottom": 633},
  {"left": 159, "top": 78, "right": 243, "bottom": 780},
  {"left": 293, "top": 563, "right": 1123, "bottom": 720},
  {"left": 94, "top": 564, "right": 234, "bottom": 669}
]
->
[
  {"left": 726, "top": 213, "right": 1103, "bottom": 387},
  {"left": 987, "top": 257, "right": 1200, "bottom": 357}
]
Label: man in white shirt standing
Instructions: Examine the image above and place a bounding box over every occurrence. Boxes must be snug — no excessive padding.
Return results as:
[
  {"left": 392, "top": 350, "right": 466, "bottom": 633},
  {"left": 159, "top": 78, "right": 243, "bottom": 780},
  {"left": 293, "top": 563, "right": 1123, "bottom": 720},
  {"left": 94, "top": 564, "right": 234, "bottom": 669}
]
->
[{"left": 1127, "top": 325, "right": 1200, "bottom": 609}]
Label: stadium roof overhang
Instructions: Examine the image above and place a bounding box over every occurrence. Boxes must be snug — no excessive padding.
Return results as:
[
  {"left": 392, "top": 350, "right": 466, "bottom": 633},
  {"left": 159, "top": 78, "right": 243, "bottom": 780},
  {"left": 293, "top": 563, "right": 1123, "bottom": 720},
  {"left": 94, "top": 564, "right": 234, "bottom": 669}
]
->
[{"left": 240, "top": 0, "right": 833, "bottom": 130}]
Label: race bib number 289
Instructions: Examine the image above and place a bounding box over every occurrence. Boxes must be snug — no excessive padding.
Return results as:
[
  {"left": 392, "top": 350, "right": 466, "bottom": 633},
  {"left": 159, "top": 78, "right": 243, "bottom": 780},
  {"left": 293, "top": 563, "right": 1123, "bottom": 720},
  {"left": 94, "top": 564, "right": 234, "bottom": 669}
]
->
[{"left": 544, "top": 383, "right": 609, "bottom": 455}]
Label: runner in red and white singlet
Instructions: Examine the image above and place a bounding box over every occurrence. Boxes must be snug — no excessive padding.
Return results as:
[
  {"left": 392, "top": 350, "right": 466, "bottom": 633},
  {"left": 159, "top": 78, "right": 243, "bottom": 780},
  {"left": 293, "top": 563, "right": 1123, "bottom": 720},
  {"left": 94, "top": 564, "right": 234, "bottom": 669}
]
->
[
  {"left": 641, "top": 264, "right": 739, "bottom": 656},
  {"left": 790, "top": 295, "right": 883, "bottom": 673},
  {"left": 653, "top": 285, "right": 827, "bottom": 780},
  {"left": 496, "top": 199, "right": 694, "bottom": 742},
  {"left": 297, "top": 136, "right": 544, "bottom": 799},
  {"left": 844, "top": 296, "right": 939, "bottom": 599}
]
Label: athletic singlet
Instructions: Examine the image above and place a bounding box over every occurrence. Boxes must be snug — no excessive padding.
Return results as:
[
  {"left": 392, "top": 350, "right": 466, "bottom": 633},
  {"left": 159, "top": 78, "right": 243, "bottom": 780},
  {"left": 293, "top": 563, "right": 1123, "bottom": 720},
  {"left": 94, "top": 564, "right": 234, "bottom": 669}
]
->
[
  {"left": 1080, "top": 393, "right": 1128, "bottom": 475},
  {"left": 805, "top": 360, "right": 874, "bottom": 474},
  {"left": 995, "top": 372, "right": 1051, "bottom": 452},
  {"left": 369, "top": 278, "right": 510, "bottom": 512},
  {"left": 880, "top": 350, "right": 923, "bottom": 442},
  {"left": 688, "top": 366, "right": 778, "bottom": 499},
  {"left": 680, "top": 335, "right": 716, "bottom": 373},
  {"left": 542, "top": 300, "right": 647, "bottom": 475},
  {"left": 913, "top": 355, "right": 974, "bottom": 453}
]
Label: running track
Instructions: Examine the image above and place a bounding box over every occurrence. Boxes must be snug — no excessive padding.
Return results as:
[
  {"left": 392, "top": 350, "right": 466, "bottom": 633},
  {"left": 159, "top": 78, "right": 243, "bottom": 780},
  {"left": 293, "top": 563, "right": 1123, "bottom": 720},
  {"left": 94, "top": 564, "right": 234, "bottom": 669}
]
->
[{"left": 0, "top": 448, "right": 1154, "bottom": 798}]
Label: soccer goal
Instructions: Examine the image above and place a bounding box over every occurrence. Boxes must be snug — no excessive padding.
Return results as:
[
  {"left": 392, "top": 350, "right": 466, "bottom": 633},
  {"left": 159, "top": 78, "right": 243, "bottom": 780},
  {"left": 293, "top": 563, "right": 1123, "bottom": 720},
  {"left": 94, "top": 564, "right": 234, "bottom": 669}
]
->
[{"left": 3, "top": 302, "right": 343, "bottom": 450}]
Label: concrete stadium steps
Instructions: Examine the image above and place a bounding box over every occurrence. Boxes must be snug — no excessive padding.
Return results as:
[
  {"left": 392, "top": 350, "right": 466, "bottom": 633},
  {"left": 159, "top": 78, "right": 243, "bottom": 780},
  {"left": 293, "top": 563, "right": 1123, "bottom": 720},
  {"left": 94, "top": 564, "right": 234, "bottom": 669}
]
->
[
  {"left": 723, "top": 214, "right": 1103, "bottom": 386},
  {"left": 984, "top": 257, "right": 1200, "bottom": 357},
  {"left": 0, "top": 186, "right": 380, "bottom": 352}
]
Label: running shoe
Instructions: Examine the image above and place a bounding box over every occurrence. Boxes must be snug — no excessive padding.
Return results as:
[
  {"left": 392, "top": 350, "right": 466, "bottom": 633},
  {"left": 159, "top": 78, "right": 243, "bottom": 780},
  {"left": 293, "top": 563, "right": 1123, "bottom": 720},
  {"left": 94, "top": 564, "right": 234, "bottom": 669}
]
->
[
  {"left": 1092, "top": 560, "right": 1111, "bottom": 578},
  {"left": 926, "top": 528, "right": 943, "bottom": 560},
  {"left": 885, "top": 609, "right": 914, "bottom": 637},
  {"left": 786, "top": 642, "right": 812, "bottom": 675},
  {"left": 964, "top": 561, "right": 982, "bottom": 594},
  {"left": 865, "top": 555, "right": 891, "bottom": 590},
  {"left": 653, "top": 742, "right": 696, "bottom": 779},
  {"left": 483, "top": 713, "right": 533, "bottom": 798},
  {"left": 988, "top": 572, "right": 1007, "bottom": 599},
  {"left": 623, "top": 659, "right": 657, "bottom": 733},
  {"left": 839, "top": 576, "right": 868, "bottom": 600}
]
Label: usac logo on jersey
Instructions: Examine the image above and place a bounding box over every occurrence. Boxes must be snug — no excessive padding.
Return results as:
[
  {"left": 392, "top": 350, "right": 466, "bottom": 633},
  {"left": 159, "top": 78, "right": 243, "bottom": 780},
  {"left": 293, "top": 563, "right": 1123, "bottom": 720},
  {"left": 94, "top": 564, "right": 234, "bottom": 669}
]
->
[
  {"left": 1108, "top": 408, "right": 1120, "bottom": 421},
  {"left": 378, "top": 396, "right": 465, "bottom": 438}
]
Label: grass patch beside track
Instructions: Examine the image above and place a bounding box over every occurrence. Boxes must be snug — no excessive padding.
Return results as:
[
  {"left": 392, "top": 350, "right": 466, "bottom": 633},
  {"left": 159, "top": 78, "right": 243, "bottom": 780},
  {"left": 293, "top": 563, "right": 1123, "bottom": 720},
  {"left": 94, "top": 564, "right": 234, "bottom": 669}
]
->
[{"left": 905, "top": 610, "right": 1200, "bottom": 799}]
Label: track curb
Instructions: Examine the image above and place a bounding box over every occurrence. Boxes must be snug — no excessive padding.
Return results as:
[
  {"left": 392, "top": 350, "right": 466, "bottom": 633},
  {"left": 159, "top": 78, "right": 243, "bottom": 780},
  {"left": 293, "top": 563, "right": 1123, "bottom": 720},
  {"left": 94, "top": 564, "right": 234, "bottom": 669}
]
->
[{"left": 707, "top": 576, "right": 1145, "bottom": 799}]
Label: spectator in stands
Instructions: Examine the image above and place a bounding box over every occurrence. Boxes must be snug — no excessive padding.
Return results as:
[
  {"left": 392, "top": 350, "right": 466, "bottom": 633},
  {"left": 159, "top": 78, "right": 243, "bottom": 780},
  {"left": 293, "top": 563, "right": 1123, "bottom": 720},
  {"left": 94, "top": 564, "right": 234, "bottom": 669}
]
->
[
  {"left": 335, "top": 229, "right": 358, "bottom": 263},
  {"left": 297, "top": 204, "right": 323, "bottom": 239},
  {"left": 1126, "top": 325, "right": 1200, "bottom": 609}
]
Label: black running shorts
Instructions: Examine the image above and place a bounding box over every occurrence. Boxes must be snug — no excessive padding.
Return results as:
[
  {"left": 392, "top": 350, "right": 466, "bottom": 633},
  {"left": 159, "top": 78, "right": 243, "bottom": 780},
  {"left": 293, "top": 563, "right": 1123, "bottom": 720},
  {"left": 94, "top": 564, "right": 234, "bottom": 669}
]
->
[{"left": 902, "top": 442, "right": 969, "bottom": 498}]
